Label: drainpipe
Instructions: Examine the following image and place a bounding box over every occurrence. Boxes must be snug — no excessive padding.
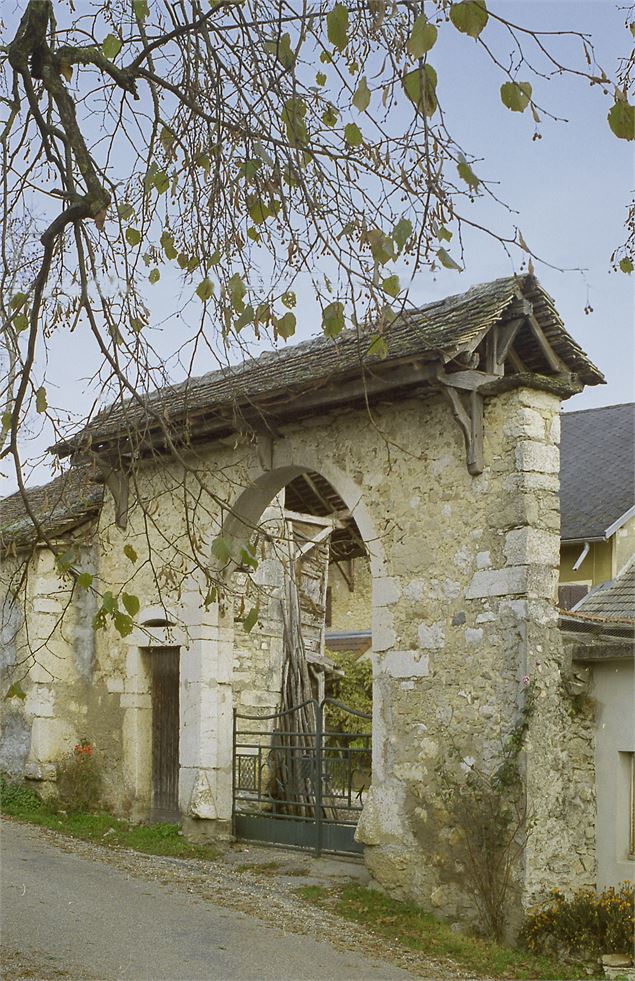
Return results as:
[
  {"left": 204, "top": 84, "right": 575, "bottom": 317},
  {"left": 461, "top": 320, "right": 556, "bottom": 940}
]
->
[{"left": 572, "top": 541, "right": 590, "bottom": 572}]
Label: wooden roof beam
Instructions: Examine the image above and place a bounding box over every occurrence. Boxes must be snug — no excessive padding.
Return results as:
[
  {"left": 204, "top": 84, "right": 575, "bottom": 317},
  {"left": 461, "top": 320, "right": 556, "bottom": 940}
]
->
[{"left": 526, "top": 312, "right": 567, "bottom": 373}]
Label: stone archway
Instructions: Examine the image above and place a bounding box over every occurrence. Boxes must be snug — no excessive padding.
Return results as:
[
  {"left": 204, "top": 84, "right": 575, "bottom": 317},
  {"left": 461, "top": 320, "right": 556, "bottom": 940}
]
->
[{"left": 178, "top": 441, "right": 385, "bottom": 843}]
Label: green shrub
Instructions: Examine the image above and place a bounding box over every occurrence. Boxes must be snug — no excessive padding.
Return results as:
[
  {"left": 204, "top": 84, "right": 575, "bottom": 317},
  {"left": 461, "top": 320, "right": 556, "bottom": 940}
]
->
[
  {"left": 0, "top": 774, "right": 44, "bottom": 813},
  {"left": 522, "top": 883, "right": 634, "bottom": 963},
  {"left": 56, "top": 739, "right": 102, "bottom": 813}
]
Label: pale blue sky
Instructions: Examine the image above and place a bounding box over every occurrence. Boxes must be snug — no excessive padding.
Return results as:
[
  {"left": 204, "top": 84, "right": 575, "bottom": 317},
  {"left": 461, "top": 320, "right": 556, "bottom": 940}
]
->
[{"left": 2, "top": 1, "right": 633, "bottom": 494}]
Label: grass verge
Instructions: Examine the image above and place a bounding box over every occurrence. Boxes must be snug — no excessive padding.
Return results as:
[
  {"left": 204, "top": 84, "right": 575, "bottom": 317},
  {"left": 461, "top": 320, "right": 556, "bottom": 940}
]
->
[
  {"left": 296, "top": 884, "right": 593, "bottom": 980},
  {"left": 0, "top": 777, "right": 219, "bottom": 861}
]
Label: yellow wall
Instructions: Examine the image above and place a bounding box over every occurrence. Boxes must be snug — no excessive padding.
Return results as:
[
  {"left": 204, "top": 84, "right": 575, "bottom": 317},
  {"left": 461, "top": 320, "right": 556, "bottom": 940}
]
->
[
  {"left": 614, "top": 513, "right": 635, "bottom": 577},
  {"left": 559, "top": 540, "right": 613, "bottom": 587}
]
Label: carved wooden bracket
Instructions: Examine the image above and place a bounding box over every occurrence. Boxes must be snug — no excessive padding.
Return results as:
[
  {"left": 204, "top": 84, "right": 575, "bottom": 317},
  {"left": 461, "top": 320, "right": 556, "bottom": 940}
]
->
[
  {"left": 436, "top": 367, "right": 485, "bottom": 476},
  {"left": 104, "top": 467, "right": 129, "bottom": 530}
]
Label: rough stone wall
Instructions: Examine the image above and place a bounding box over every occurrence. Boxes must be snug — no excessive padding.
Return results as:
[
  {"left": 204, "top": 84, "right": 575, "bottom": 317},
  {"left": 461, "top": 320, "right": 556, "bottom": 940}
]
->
[
  {"left": 0, "top": 536, "right": 122, "bottom": 801},
  {"left": 1, "top": 382, "right": 596, "bottom": 923},
  {"left": 329, "top": 556, "right": 371, "bottom": 634}
]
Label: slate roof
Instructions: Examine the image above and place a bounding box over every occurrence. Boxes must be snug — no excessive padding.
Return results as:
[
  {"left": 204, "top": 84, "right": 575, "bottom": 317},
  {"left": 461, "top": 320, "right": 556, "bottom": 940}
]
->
[
  {"left": 560, "top": 402, "right": 635, "bottom": 542},
  {"left": 572, "top": 560, "right": 635, "bottom": 623},
  {"left": 2, "top": 274, "right": 605, "bottom": 547},
  {"left": 0, "top": 467, "right": 103, "bottom": 549},
  {"left": 54, "top": 274, "right": 604, "bottom": 456}
]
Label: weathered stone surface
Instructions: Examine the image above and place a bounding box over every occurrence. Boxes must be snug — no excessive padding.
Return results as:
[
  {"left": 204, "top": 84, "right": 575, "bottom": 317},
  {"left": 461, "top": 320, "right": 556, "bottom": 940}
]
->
[
  {"left": 0, "top": 383, "right": 593, "bottom": 933},
  {"left": 466, "top": 566, "right": 528, "bottom": 599},
  {"left": 417, "top": 622, "right": 445, "bottom": 650},
  {"left": 504, "top": 528, "right": 560, "bottom": 567},
  {"left": 515, "top": 440, "right": 559, "bottom": 474},
  {"left": 379, "top": 651, "right": 430, "bottom": 678}
]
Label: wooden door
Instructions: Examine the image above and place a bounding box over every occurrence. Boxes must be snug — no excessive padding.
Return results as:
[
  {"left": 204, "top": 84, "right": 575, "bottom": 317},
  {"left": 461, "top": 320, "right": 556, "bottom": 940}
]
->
[{"left": 151, "top": 648, "right": 180, "bottom": 822}]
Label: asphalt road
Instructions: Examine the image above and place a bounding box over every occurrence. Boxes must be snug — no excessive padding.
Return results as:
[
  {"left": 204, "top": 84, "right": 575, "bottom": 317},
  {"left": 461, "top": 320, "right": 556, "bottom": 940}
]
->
[{"left": 0, "top": 821, "right": 412, "bottom": 981}]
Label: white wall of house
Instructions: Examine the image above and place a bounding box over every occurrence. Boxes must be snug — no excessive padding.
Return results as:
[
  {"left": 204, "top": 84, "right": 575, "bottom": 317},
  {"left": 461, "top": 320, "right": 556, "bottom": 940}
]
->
[{"left": 592, "top": 658, "right": 635, "bottom": 888}]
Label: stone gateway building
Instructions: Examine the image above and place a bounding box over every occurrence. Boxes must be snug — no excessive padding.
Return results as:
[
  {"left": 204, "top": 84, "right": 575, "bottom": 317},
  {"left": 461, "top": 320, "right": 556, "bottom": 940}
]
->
[{"left": 1, "top": 274, "right": 630, "bottom": 933}]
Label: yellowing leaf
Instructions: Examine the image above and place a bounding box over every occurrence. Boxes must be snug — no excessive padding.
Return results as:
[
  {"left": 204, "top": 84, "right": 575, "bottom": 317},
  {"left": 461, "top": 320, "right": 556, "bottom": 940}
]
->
[
  {"left": 403, "top": 64, "right": 438, "bottom": 117},
  {"left": 327, "top": 3, "right": 349, "bottom": 52},
  {"left": 36, "top": 387, "right": 48, "bottom": 414},
  {"left": 118, "top": 202, "right": 135, "bottom": 221},
  {"left": 449, "top": 0, "right": 488, "bottom": 38},
  {"left": 122, "top": 592, "right": 140, "bottom": 617},
  {"left": 407, "top": 15, "right": 438, "bottom": 58},
  {"left": 275, "top": 312, "right": 296, "bottom": 339},
  {"left": 392, "top": 217, "right": 413, "bottom": 252},
  {"left": 316, "top": 71, "right": 327, "bottom": 86},
  {"left": 367, "top": 229, "right": 394, "bottom": 265},
  {"left": 148, "top": 268, "right": 160, "bottom": 284},
  {"left": 13, "top": 313, "right": 28, "bottom": 333},
  {"left": 5, "top": 682, "right": 26, "bottom": 701},
  {"left": 133, "top": 0, "right": 149, "bottom": 21},
  {"left": 243, "top": 607, "right": 259, "bottom": 633},
  {"left": 608, "top": 101, "right": 635, "bottom": 141},
  {"left": 153, "top": 170, "right": 170, "bottom": 194},
  {"left": 196, "top": 278, "right": 214, "bottom": 301},
  {"left": 437, "top": 226, "right": 452, "bottom": 242},
  {"left": 125, "top": 227, "right": 141, "bottom": 247},
  {"left": 10, "top": 293, "right": 27, "bottom": 311},
  {"left": 344, "top": 123, "right": 363, "bottom": 147},
  {"left": 322, "top": 301, "right": 345, "bottom": 338},
  {"left": 352, "top": 76, "right": 371, "bottom": 112},
  {"left": 235, "top": 305, "right": 255, "bottom": 331},
  {"left": 76, "top": 572, "right": 93, "bottom": 590},
  {"left": 264, "top": 32, "right": 296, "bottom": 69},
  {"left": 282, "top": 97, "right": 308, "bottom": 148},
  {"left": 212, "top": 537, "right": 232, "bottom": 564},
  {"left": 500, "top": 80, "right": 532, "bottom": 113},
  {"left": 160, "top": 231, "right": 177, "bottom": 259},
  {"left": 619, "top": 257, "right": 634, "bottom": 274},
  {"left": 457, "top": 156, "right": 479, "bottom": 190},
  {"left": 102, "top": 33, "right": 122, "bottom": 60},
  {"left": 228, "top": 273, "right": 246, "bottom": 312},
  {"left": 437, "top": 247, "right": 462, "bottom": 271},
  {"left": 382, "top": 274, "right": 401, "bottom": 298},
  {"left": 123, "top": 544, "right": 138, "bottom": 563},
  {"left": 113, "top": 612, "right": 134, "bottom": 637},
  {"left": 322, "top": 105, "right": 339, "bottom": 128},
  {"left": 368, "top": 335, "right": 388, "bottom": 359}
]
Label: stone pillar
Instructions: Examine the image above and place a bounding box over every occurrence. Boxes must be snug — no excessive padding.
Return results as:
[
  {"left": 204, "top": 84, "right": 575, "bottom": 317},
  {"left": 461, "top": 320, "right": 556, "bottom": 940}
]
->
[
  {"left": 357, "top": 387, "right": 576, "bottom": 927},
  {"left": 121, "top": 645, "right": 152, "bottom": 820},
  {"left": 179, "top": 584, "right": 234, "bottom": 842}
]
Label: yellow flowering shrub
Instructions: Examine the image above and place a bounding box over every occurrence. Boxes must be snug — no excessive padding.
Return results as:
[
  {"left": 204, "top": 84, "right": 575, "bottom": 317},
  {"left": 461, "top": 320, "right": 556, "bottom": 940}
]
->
[{"left": 521, "top": 883, "right": 634, "bottom": 963}]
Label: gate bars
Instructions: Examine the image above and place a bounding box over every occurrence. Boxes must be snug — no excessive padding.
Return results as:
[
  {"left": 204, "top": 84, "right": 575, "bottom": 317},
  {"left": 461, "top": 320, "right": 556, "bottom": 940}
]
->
[{"left": 232, "top": 698, "right": 371, "bottom": 856}]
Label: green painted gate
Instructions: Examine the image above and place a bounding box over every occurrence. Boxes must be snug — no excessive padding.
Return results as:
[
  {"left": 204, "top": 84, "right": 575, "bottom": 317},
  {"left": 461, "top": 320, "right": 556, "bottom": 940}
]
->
[{"left": 232, "top": 699, "right": 371, "bottom": 855}]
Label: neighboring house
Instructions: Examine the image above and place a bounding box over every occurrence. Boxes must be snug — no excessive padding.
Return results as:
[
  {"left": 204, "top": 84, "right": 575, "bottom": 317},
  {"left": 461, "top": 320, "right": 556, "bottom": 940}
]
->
[
  {"left": 560, "top": 560, "right": 635, "bottom": 889},
  {"left": 559, "top": 403, "right": 635, "bottom": 609}
]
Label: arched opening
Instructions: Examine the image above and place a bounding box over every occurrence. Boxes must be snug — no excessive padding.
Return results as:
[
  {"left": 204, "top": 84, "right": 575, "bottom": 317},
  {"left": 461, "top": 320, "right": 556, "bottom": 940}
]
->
[{"left": 218, "top": 461, "right": 379, "bottom": 854}]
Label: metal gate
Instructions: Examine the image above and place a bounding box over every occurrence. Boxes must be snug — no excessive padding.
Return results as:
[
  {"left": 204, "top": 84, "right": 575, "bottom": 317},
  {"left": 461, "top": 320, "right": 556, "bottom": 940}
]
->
[{"left": 233, "top": 699, "right": 371, "bottom": 855}]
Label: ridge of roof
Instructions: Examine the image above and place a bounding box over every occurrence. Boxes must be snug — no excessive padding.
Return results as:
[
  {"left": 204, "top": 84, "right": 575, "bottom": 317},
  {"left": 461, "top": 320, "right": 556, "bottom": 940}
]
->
[{"left": 52, "top": 273, "right": 604, "bottom": 457}]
